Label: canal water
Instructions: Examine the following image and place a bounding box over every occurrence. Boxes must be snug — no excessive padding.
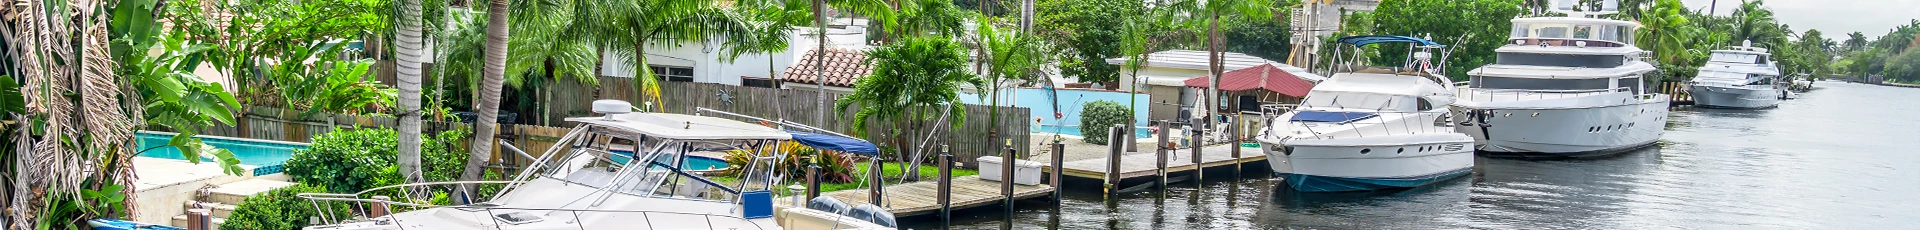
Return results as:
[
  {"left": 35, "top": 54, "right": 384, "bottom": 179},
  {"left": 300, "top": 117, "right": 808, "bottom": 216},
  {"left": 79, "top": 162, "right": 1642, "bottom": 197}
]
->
[{"left": 907, "top": 81, "right": 1919, "bottom": 229}]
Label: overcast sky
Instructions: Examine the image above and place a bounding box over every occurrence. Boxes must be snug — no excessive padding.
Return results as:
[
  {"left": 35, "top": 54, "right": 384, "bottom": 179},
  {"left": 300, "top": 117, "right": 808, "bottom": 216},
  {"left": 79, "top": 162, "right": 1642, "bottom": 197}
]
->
[{"left": 1675, "top": 0, "right": 1920, "bottom": 39}]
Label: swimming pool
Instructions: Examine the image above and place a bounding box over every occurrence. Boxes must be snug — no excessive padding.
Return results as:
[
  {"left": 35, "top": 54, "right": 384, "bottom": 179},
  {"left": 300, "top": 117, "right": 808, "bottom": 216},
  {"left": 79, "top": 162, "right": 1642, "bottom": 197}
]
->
[
  {"left": 1034, "top": 124, "right": 1156, "bottom": 139},
  {"left": 609, "top": 150, "right": 732, "bottom": 171},
  {"left": 135, "top": 132, "right": 307, "bottom": 176}
]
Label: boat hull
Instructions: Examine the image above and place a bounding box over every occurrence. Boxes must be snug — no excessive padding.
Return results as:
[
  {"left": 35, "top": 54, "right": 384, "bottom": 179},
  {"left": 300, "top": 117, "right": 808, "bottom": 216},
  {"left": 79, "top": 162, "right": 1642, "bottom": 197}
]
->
[
  {"left": 1262, "top": 133, "right": 1476, "bottom": 192},
  {"left": 1689, "top": 85, "right": 1780, "bottom": 109},
  {"left": 1451, "top": 99, "right": 1668, "bottom": 158}
]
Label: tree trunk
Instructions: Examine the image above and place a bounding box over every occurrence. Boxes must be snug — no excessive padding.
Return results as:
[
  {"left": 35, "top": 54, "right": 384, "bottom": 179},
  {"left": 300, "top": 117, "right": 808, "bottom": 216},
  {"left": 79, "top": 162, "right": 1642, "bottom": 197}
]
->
[
  {"left": 814, "top": 0, "right": 829, "bottom": 126},
  {"left": 1206, "top": 14, "right": 1221, "bottom": 144},
  {"left": 396, "top": 0, "right": 426, "bottom": 185},
  {"left": 464, "top": 0, "right": 511, "bottom": 195}
]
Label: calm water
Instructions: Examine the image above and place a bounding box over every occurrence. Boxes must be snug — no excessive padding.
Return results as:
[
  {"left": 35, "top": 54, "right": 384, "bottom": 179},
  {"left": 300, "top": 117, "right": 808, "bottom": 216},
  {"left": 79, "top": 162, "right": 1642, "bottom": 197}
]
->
[{"left": 909, "top": 81, "right": 1920, "bottom": 229}]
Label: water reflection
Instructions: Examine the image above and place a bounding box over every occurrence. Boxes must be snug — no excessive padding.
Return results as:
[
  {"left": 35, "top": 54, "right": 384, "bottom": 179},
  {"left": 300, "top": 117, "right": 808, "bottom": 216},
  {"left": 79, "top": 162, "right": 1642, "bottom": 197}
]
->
[{"left": 906, "top": 82, "right": 1918, "bottom": 229}]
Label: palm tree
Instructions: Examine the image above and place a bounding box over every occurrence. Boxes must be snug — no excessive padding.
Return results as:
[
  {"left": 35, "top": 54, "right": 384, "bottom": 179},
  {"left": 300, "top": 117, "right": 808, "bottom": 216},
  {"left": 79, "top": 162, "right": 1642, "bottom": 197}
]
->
[
  {"left": 1845, "top": 32, "right": 1869, "bottom": 54},
  {"left": 507, "top": 0, "right": 602, "bottom": 126},
  {"left": 835, "top": 36, "right": 982, "bottom": 181},
  {"left": 464, "top": 0, "right": 512, "bottom": 191},
  {"left": 1637, "top": 0, "right": 1694, "bottom": 81},
  {"left": 1730, "top": 0, "right": 1782, "bottom": 46},
  {"left": 397, "top": 0, "right": 429, "bottom": 184},
  {"left": 971, "top": 18, "right": 1047, "bottom": 179},
  {"left": 1166, "top": 0, "right": 1269, "bottom": 144}
]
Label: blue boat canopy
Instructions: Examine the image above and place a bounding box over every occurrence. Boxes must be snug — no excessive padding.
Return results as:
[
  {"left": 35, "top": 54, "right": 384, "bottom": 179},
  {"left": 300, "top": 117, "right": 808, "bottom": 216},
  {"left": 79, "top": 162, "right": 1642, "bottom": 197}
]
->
[
  {"left": 1290, "top": 111, "right": 1379, "bottom": 123},
  {"left": 790, "top": 131, "right": 880, "bottom": 156},
  {"left": 1335, "top": 35, "right": 1444, "bottom": 47}
]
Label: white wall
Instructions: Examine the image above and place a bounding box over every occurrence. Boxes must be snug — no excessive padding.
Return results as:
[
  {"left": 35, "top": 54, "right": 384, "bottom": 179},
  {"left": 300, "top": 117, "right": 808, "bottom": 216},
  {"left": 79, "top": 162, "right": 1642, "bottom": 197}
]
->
[{"left": 599, "top": 23, "right": 870, "bottom": 87}]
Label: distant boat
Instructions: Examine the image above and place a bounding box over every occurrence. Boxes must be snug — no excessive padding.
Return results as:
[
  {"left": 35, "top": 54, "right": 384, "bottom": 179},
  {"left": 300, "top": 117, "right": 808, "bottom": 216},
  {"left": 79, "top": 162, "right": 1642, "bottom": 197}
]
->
[
  {"left": 1257, "top": 35, "right": 1474, "bottom": 192},
  {"left": 297, "top": 100, "right": 895, "bottom": 230},
  {"left": 1689, "top": 42, "right": 1785, "bottom": 109},
  {"left": 1451, "top": 3, "right": 1669, "bottom": 158}
]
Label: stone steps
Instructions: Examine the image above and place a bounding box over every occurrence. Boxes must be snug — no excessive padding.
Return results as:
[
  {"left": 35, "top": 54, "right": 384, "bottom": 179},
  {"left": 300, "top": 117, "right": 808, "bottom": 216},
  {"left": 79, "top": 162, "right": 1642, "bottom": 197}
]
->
[{"left": 169, "top": 209, "right": 226, "bottom": 230}]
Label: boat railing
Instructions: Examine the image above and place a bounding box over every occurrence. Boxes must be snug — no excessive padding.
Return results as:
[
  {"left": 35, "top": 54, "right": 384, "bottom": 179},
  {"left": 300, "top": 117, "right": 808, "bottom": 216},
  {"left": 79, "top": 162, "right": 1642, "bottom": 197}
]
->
[
  {"left": 297, "top": 180, "right": 526, "bottom": 225},
  {"left": 1456, "top": 87, "right": 1631, "bottom": 103},
  {"left": 459, "top": 206, "right": 773, "bottom": 230},
  {"left": 1262, "top": 109, "right": 1459, "bottom": 142}
]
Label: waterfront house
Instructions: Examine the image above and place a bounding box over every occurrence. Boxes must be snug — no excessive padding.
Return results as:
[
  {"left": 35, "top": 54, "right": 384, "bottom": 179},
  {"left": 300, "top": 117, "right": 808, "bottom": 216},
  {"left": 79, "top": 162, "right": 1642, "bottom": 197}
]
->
[{"left": 1106, "top": 50, "right": 1324, "bottom": 122}]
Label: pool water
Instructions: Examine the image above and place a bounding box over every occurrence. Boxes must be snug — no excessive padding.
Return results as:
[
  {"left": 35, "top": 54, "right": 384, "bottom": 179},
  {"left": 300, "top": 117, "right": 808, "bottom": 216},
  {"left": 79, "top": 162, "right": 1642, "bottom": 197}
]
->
[
  {"left": 609, "top": 150, "right": 732, "bottom": 171},
  {"left": 135, "top": 132, "right": 306, "bottom": 175},
  {"left": 1033, "top": 124, "right": 1155, "bottom": 139}
]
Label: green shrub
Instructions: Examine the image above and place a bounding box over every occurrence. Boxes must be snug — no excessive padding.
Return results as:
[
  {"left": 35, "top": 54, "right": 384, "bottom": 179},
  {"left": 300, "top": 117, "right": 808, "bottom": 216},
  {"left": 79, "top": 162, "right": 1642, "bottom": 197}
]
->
[
  {"left": 1078, "top": 100, "right": 1133, "bottom": 145},
  {"left": 221, "top": 185, "right": 351, "bottom": 230},
  {"left": 283, "top": 127, "right": 471, "bottom": 194}
]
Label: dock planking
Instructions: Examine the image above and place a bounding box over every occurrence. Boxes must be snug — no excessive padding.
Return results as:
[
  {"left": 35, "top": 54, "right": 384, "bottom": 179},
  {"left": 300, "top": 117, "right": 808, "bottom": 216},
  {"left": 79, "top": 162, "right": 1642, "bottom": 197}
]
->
[
  {"left": 1053, "top": 144, "right": 1265, "bottom": 180},
  {"left": 774, "top": 175, "right": 1053, "bottom": 217}
]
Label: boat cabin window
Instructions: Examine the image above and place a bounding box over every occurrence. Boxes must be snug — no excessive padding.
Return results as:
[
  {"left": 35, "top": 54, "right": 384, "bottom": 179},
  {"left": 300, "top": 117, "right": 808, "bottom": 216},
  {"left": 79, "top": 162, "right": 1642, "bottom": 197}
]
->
[
  {"left": 1495, "top": 53, "right": 1626, "bottom": 68},
  {"left": 1470, "top": 76, "right": 1612, "bottom": 90},
  {"left": 1709, "top": 52, "right": 1764, "bottom": 64},
  {"left": 1618, "top": 76, "right": 1643, "bottom": 94},
  {"left": 1416, "top": 98, "right": 1434, "bottom": 111},
  {"left": 1300, "top": 92, "right": 1414, "bottom": 112},
  {"left": 1510, "top": 22, "right": 1633, "bottom": 46}
]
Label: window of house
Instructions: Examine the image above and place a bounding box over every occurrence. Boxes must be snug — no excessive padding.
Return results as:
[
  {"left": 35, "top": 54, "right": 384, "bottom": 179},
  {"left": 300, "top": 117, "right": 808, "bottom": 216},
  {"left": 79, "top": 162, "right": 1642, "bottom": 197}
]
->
[
  {"left": 742, "top": 77, "right": 777, "bottom": 88},
  {"left": 649, "top": 65, "right": 694, "bottom": 82}
]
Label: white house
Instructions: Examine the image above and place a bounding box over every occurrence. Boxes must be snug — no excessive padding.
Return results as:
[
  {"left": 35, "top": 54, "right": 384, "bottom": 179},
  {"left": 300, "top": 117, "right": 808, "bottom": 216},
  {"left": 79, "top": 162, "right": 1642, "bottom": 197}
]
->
[
  {"left": 1105, "top": 50, "right": 1324, "bottom": 121},
  {"left": 598, "top": 18, "right": 873, "bottom": 87}
]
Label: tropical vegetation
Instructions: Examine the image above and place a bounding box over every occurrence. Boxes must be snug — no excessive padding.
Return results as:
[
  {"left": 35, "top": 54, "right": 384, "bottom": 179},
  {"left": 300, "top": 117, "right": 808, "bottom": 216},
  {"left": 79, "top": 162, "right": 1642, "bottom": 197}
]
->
[
  {"left": 221, "top": 185, "right": 354, "bottom": 230},
  {"left": 1078, "top": 100, "right": 1133, "bottom": 145}
]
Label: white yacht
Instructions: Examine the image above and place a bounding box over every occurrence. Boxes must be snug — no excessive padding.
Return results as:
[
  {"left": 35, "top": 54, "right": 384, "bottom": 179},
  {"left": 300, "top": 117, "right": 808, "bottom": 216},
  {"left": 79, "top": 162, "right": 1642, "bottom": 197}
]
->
[
  {"left": 299, "top": 100, "right": 895, "bottom": 230},
  {"left": 1451, "top": 3, "right": 1669, "bottom": 158},
  {"left": 1257, "top": 35, "right": 1475, "bottom": 192},
  {"left": 1689, "top": 42, "right": 1785, "bottom": 109}
]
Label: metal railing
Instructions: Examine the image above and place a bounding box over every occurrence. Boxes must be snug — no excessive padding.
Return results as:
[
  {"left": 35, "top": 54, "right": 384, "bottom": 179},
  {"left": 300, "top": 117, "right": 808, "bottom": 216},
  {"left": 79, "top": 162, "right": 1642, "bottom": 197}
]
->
[
  {"left": 1257, "top": 104, "right": 1459, "bottom": 142},
  {"left": 298, "top": 180, "right": 525, "bottom": 225}
]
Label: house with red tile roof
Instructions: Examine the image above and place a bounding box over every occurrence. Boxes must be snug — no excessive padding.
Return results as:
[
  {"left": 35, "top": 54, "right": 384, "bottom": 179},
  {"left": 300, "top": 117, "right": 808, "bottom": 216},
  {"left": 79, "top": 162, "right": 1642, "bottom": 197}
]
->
[{"left": 595, "top": 18, "right": 874, "bottom": 88}]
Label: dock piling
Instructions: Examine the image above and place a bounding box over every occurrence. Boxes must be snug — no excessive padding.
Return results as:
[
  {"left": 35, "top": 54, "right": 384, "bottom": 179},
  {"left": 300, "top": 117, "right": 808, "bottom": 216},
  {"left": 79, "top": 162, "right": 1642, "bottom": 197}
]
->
[
  {"left": 1230, "top": 115, "right": 1241, "bottom": 175},
  {"left": 1002, "top": 142, "right": 1016, "bottom": 213},
  {"left": 807, "top": 165, "right": 820, "bottom": 200},
  {"left": 1105, "top": 124, "right": 1123, "bottom": 195},
  {"left": 938, "top": 150, "right": 953, "bottom": 225},
  {"left": 1190, "top": 118, "right": 1203, "bottom": 183},
  {"left": 1049, "top": 139, "right": 1064, "bottom": 202},
  {"left": 1156, "top": 121, "right": 1169, "bottom": 188}
]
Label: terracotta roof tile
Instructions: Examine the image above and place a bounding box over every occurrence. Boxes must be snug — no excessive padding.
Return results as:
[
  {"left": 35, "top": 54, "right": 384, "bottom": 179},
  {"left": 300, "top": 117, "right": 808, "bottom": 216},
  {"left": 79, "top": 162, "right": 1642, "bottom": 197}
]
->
[{"left": 780, "top": 49, "right": 871, "bottom": 87}]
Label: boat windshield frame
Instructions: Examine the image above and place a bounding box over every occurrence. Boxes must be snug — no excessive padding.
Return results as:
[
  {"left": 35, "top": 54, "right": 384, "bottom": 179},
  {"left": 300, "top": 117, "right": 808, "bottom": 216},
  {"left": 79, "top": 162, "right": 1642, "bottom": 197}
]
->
[{"left": 493, "top": 123, "right": 787, "bottom": 206}]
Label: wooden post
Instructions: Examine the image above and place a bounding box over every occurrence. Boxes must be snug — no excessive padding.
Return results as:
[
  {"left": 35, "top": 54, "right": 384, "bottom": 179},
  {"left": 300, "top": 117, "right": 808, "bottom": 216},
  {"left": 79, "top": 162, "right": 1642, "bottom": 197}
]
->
[
  {"left": 1156, "top": 121, "right": 1170, "bottom": 187},
  {"left": 187, "top": 209, "right": 210, "bottom": 230},
  {"left": 1104, "top": 125, "right": 1122, "bottom": 194},
  {"left": 869, "top": 158, "right": 883, "bottom": 206},
  {"left": 938, "top": 150, "right": 953, "bottom": 225},
  {"left": 807, "top": 165, "right": 820, "bottom": 200},
  {"left": 1049, "top": 139, "right": 1064, "bottom": 202},
  {"left": 1002, "top": 143, "right": 1016, "bottom": 213},
  {"left": 1230, "top": 111, "right": 1241, "bottom": 174},
  {"left": 1191, "top": 117, "right": 1203, "bottom": 183},
  {"left": 370, "top": 196, "right": 392, "bottom": 218}
]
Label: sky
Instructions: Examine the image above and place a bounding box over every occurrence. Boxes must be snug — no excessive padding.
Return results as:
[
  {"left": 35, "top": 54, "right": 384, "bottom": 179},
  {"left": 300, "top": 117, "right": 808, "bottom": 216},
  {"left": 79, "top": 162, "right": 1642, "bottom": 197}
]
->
[{"left": 1676, "top": 0, "right": 1920, "bottom": 39}]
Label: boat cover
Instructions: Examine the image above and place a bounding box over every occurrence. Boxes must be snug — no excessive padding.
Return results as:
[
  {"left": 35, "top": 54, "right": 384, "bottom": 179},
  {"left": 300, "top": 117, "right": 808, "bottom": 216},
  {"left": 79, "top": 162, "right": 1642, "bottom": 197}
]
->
[
  {"left": 791, "top": 131, "right": 880, "bottom": 156},
  {"left": 1289, "top": 111, "right": 1378, "bottom": 123}
]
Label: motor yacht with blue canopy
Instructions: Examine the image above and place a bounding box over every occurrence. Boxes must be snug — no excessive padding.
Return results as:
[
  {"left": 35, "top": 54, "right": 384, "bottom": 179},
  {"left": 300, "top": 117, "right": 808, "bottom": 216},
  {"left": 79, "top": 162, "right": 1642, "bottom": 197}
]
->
[
  {"left": 1255, "top": 35, "right": 1477, "bottom": 192},
  {"left": 296, "top": 100, "right": 897, "bottom": 230}
]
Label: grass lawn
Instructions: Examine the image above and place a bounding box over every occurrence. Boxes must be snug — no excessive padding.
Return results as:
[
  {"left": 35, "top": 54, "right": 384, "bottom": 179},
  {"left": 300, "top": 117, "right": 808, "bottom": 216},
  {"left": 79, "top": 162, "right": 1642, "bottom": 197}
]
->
[{"left": 709, "top": 162, "right": 979, "bottom": 196}]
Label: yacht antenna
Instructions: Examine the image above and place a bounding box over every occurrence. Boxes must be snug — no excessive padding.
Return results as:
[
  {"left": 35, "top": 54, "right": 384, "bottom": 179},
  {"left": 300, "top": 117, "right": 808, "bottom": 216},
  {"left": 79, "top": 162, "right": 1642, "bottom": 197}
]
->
[{"left": 1551, "top": 0, "right": 1619, "bottom": 18}]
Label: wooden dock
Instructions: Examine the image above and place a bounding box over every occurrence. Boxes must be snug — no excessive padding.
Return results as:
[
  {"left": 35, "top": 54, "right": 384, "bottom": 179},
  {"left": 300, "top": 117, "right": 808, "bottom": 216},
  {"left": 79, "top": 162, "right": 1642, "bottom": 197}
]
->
[
  {"left": 1053, "top": 144, "right": 1265, "bottom": 181},
  {"left": 774, "top": 175, "right": 1054, "bottom": 217}
]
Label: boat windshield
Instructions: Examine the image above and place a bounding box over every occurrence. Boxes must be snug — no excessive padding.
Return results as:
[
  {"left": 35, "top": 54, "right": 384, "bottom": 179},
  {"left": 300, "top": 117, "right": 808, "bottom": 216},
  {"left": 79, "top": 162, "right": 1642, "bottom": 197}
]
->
[
  {"left": 1299, "top": 92, "right": 1414, "bottom": 112},
  {"left": 1510, "top": 22, "right": 1633, "bottom": 45},
  {"left": 530, "top": 133, "right": 782, "bottom": 203},
  {"left": 1708, "top": 52, "right": 1766, "bottom": 64}
]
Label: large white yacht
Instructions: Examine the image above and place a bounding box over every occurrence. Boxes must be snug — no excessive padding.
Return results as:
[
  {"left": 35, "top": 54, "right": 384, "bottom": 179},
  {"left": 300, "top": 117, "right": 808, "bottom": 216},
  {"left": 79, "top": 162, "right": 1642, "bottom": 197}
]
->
[
  {"left": 298, "top": 100, "right": 895, "bottom": 230},
  {"left": 1451, "top": 3, "right": 1669, "bottom": 158},
  {"left": 1258, "top": 35, "right": 1475, "bottom": 192},
  {"left": 1689, "top": 42, "right": 1784, "bottom": 109}
]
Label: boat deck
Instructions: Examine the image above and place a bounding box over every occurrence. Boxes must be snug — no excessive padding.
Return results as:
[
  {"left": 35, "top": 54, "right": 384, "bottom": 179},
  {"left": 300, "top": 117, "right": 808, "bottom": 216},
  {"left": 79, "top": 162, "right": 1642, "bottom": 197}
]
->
[
  {"left": 775, "top": 175, "right": 1054, "bottom": 217},
  {"left": 1054, "top": 144, "right": 1265, "bottom": 181}
]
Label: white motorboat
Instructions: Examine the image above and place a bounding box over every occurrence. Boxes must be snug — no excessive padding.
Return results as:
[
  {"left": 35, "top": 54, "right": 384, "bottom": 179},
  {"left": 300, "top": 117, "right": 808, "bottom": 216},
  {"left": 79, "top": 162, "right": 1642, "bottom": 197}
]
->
[
  {"left": 1257, "top": 35, "right": 1475, "bottom": 192},
  {"left": 1451, "top": 2, "right": 1669, "bottom": 158},
  {"left": 1688, "top": 42, "right": 1784, "bottom": 109},
  {"left": 299, "top": 100, "right": 895, "bottom": 230}
]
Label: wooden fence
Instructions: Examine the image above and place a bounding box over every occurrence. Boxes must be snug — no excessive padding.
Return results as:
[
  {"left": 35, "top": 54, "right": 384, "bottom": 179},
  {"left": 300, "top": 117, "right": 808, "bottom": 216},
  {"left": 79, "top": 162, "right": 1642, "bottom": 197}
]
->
[{"left": 553, "top": 78, "right": 1032, "bottom": 166}]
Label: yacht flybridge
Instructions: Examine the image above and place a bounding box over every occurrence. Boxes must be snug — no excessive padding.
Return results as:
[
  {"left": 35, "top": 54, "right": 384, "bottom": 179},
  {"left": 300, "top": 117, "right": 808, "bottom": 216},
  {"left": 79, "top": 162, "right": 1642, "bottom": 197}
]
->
[
  {"left": 1257, "top": 35, "right": 1475, "bottom": 192},
  {"left": 1451, "top": 1, "right": 1670, "bottom": 158},
  {"left": 298, "top": 100, "right": 895, "bottom": 230},
  {"left": 1689, "top": 41, "right": 1785, "bottom": 109}
]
